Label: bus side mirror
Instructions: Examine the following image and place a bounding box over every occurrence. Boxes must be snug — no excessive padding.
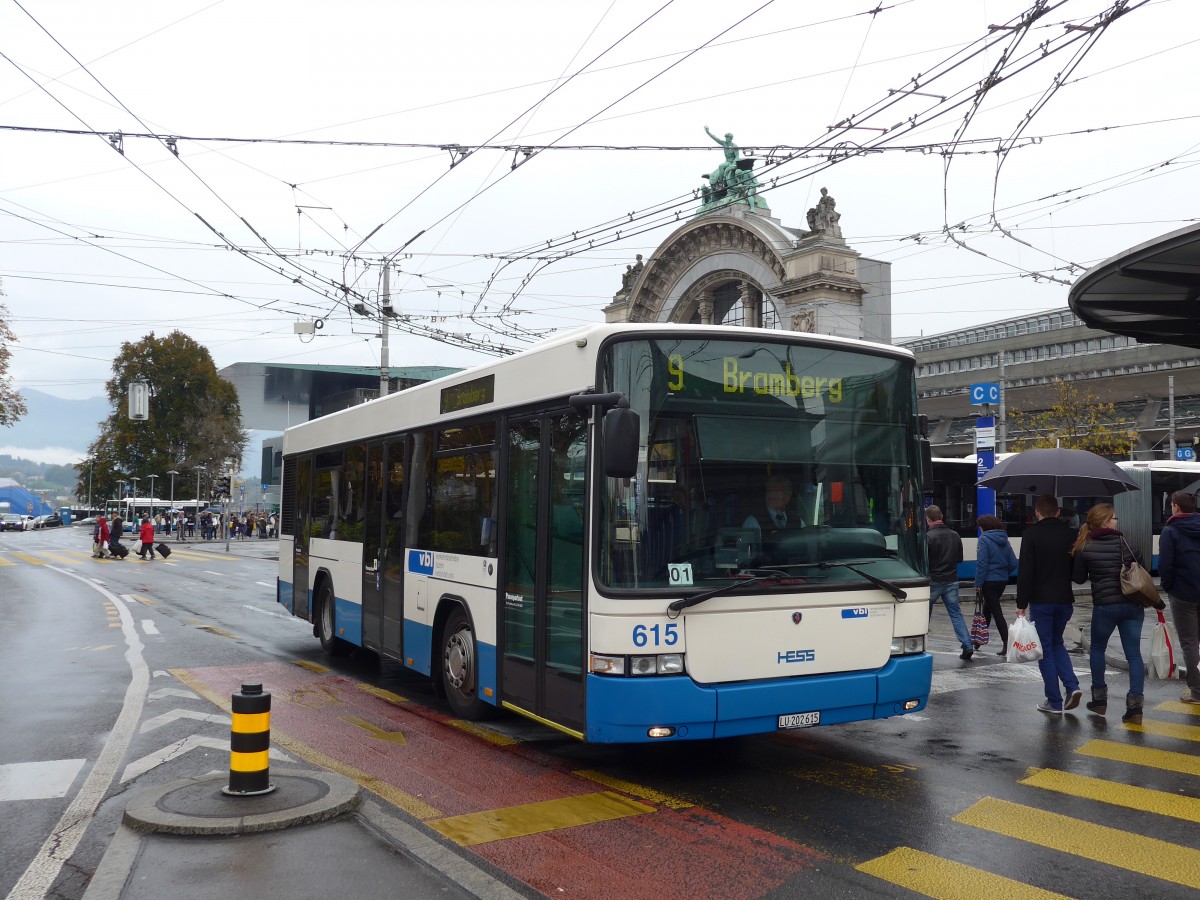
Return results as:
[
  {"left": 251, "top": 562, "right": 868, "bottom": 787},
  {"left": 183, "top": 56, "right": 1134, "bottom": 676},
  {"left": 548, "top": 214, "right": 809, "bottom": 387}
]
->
[
  {"left": 919, "top": 437, "right": 933, "bottom": 488},
  {"left": 603, "top": 406, "right": 640, "bottom": 478}
]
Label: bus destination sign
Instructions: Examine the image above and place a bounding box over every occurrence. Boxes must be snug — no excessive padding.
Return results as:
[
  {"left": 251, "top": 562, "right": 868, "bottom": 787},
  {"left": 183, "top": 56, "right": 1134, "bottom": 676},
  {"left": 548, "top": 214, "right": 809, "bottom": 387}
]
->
[{"left": 440, "top": 374, "right": 495, "bottom": 414}]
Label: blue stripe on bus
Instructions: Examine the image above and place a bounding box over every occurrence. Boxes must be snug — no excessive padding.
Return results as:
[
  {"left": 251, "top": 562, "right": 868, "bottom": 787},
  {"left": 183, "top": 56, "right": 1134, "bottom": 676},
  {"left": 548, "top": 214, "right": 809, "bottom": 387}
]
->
[
  {"left": 333, "top": 594, "right": 363, "bottom": 645},
  {"left": 584, "top": 653, "right": 932, "bottom": 743},
  {"left": 477, "top": 641, "right": 498, "bottom": 706},
  {"left": 277, "top": 579, "right": 293, "bottom": 614}
]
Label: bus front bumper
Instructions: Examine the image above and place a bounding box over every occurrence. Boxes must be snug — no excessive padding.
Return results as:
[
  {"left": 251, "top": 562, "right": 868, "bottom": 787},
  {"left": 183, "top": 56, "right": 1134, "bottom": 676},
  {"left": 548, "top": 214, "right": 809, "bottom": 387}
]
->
[{"left": 584, "top": 653, "right": 932, "bottom": 743}]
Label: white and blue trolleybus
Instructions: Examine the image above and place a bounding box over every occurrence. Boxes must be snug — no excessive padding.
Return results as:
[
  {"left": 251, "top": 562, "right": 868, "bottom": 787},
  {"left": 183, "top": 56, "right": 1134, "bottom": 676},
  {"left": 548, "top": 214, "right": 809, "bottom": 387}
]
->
[{"left": 276, "top": 323, "right": 933, "bottom": 742}]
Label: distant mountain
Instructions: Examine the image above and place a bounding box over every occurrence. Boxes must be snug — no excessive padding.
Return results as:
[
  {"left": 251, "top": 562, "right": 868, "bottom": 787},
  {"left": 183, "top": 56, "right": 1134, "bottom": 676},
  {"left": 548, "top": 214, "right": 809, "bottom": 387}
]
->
[{"left": 0, "top": 389, "right": 108, "bottom": 465}]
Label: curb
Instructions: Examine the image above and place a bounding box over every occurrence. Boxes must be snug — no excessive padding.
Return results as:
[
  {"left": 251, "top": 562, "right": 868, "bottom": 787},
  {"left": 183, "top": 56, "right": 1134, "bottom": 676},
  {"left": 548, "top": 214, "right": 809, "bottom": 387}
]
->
[{"left": 123, "top": 770, "right": 361, "bottom": 835}]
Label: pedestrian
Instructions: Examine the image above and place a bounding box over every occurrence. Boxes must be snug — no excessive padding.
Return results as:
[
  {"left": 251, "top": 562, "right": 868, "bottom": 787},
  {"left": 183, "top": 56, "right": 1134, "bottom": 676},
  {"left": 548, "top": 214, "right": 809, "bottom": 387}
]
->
[
  {"left": 925, "top": 505, "right": 974, "bottom": 660},
  {"left": 1070, "top": 503, "right": 1146, "bottom": 723},
  {"left": 1016, "top": 494, "right": 1083, "bottom": 715},
  {"left": 110, "top": 515, "right": 125, "bottom": 559},
  {"left": 1159, "top": 490, "right": 1200, "bottom": 706},
  {"left": 137, "top": 517, "right": 157, "bottom": 560},
  {"left": 974, "top": 514, "right": 1016, "bottom": 656},
  {"left": 93, "top": 515, "right": 110, "bottom": 558}
]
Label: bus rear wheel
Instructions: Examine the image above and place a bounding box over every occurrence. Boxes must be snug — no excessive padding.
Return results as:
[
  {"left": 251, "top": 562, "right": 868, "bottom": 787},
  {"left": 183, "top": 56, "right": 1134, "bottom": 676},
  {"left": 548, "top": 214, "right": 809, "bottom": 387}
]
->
[
  {"left": 441, "top": 608, "right": 488, "bottom": 720},
  {"left": 317, "top": 581, "right": 350, "bottom": 656}
]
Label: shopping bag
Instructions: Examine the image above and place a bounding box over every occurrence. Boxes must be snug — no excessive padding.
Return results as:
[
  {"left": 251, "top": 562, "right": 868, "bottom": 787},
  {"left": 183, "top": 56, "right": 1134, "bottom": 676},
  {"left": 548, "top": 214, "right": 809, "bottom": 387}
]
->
[
  {"left": 1149, "top": 610, "right": 1180, "bottom": 679},
  {"left": 132, "top": 540, "right": 143, "bottom": 553},
  {"left": 970, "top": 596, "right": 990, "bottom": 646},
  {"left": 1007, "top": 615, "right": 1043, "bottom": 663}
]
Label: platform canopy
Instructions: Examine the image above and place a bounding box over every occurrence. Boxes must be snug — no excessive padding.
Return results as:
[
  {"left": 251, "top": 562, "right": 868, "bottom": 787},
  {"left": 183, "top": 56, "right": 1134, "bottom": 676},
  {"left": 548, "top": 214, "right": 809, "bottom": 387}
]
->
[{"left": 1069, "top": 222, "right": 1200, "bottom": 349}]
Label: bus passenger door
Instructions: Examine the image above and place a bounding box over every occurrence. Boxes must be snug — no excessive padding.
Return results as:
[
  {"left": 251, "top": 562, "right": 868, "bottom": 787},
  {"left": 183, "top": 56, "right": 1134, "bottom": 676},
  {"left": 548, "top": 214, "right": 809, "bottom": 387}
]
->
[
  {"left": 380, "top": 439, "right": 406, "bottom": 657},
  {"left": 292, "top": 456, "right": 312, "bottom": 620},
  {"left": 361, "top": 443, "right": 385, "bottom": 651},
  {"left": 501, "top": 410, "right": 587, "bottom": 734}
]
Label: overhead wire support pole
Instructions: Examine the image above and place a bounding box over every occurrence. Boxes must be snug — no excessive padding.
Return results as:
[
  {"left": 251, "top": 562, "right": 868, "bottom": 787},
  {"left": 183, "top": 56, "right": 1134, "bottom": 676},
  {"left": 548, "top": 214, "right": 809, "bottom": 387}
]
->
[{"left": 380, "top": 265, "right": 390, "bottom": 399}]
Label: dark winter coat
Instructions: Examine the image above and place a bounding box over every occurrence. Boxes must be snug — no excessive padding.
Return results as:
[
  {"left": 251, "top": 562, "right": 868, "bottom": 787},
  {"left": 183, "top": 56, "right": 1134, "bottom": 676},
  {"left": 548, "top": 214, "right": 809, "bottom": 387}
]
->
[
  {"left": 1160, "top": 512, "right": 1200, "bottom": 603},
  {"left": 1071, "top": 528, "right": 1143, "bottom": 607},
  {"left": 975, "top": 529, "right": 1018, "bottom": 587},
  {"left": 1016, "top": 515, "right": 1075, "bottom": 609},
  {"left": 927, "top": 521, "right": 963, "bottom": 582}
]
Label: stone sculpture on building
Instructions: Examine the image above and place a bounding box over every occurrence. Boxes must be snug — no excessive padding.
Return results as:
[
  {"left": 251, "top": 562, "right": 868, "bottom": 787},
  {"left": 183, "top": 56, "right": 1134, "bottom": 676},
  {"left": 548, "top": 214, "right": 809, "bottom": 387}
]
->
[{"left": 803, "top": 187, "right": 842, "bottom": 239}]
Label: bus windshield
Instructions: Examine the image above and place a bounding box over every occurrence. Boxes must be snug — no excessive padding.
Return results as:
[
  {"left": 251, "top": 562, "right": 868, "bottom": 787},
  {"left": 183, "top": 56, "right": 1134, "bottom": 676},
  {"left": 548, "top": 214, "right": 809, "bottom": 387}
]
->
[{"left": 598, "top": 336, "right": 925, "bottom": 591}]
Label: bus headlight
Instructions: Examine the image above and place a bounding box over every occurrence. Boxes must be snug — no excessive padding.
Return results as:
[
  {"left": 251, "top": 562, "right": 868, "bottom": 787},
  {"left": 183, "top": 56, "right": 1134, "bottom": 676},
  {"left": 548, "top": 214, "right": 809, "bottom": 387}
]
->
[
  {"left": 890, "top": 635, "right": 925, "bottom": 656},
  {"left": 590, "top": 653, "right": 626, "bottom": 675},
  {"left": 592, "top": 653, "right": 686, "bottom": 676}
]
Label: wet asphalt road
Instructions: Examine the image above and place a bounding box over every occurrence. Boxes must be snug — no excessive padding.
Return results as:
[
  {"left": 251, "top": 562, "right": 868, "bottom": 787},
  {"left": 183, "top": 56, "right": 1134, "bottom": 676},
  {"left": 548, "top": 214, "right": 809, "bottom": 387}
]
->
[{"left": 2, "top": 525, "right": 1198, "bottom": 899}]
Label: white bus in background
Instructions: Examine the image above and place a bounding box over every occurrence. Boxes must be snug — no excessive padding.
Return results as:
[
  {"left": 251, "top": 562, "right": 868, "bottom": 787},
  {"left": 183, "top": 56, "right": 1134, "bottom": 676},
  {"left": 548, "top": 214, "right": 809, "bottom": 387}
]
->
[
  {"left": 276, "top": 323, "right": 934, "bottom": 743},
  {"left": 927, "top": 457, "right": 1200, "bottom": 578}
]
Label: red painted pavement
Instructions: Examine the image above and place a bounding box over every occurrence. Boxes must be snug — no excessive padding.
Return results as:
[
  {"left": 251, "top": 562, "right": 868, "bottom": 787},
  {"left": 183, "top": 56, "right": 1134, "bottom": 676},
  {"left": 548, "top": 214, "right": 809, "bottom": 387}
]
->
[{"left": 183, "top": 662, "right": 827, "bottom": 897}]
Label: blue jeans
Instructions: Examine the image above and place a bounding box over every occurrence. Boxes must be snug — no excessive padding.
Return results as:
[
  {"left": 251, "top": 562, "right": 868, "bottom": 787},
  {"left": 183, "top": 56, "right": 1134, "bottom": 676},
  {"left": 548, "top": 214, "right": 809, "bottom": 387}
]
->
[
  {"left": 1031, "top": 604, "right": 1080, "bottom": 709},
  {"left": 930, "top": 581, "right": 973, "bottom": 653},
  {"left": 1090, "top": 602, "right": 1145, "bottom": 695}
]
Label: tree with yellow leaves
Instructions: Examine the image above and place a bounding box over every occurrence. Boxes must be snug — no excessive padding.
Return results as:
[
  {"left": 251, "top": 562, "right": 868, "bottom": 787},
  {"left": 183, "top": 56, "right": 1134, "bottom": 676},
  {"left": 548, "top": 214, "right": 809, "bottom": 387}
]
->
[{"left": 1005, "top": 380, "right": 1133, "bottom": 457}]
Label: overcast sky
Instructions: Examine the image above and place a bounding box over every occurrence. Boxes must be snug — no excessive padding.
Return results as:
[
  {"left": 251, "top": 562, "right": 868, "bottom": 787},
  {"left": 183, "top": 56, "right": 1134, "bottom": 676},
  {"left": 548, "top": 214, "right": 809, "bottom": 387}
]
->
[{"left": 2, "top": 0, "right": 1197, "bottom": 407}]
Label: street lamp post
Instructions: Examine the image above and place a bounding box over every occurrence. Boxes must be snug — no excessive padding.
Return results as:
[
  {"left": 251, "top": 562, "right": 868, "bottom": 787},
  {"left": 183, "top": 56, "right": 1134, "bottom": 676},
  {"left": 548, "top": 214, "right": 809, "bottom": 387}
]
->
[
  {"left": 130, "top": 477, "right": 140, "bottom": 520},
  {"left": 167, "top": 470, "right": 179, "bottom": 539},
  {"left": 148, "top": 475, "right": 158, "bottom": 525},
  {"left": 116, "top": 479, "right": 126, "bottom": 504},
  {"left": 195, "top": 466, "right": 205, "bottom": 538}
]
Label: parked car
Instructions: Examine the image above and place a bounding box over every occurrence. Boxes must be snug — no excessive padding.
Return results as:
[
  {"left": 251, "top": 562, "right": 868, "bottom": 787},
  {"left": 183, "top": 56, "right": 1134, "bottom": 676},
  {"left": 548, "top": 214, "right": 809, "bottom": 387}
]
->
[
  {"left": 1, "top": 514, "right": 26, "bottom": 532},
  {"left": 32, "top": 513, "right": 63, "bottom": 529}
]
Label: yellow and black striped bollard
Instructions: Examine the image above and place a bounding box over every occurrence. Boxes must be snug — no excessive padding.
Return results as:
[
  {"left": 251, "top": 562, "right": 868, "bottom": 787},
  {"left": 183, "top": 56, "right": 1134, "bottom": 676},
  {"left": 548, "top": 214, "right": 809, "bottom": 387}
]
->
[{"left": 223, "top": 682, "right": 276, "bottom": 796}]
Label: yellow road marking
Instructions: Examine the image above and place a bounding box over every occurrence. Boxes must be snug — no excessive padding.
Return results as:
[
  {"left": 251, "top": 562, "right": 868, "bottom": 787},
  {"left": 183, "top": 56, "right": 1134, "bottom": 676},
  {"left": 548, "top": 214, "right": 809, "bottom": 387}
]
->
[
  {"left": 427, "top": 792, "right": 654, "bottom": 846},
  {"left": 170, "top": 668, "right": 442, "bottom": 820},
  {"left": 449, "top": 720, "right": 517, "bottom": 746},
  {"left": 0, "top": 556, "right": 13, "bottom": 566},
  {"left": 574, "top": 769, "right": 693, "bottom": 809},
  {"left": 955, "top": 797, "right": 1200, "bottom": 889},
  {"left": 857, "top": 847, "right": 1070, "bottom": 899},
  {"left": 10, "top": 552, "right": 45, "bottom": 565},
  {"left": 91, "top": 645, "right": 115, "bottom": 652},
  {"left": 1076, "top": 739, "right": 1200, "bottom": 776},
  {"left": 1021, "top": 768, "right": 1200, "bottom": 823},
  {"left": 343, "top": 716, "right": 407, "bottom": 744},
  {"left": 355, "top": 683, "right": 408, "bottom": 705},
  {"left": 129, "top": 594, "right": 154, "bottom": 606},
  {"left": 1126, "top": 719, "right": 1200, "bottom": 742},
  {"left": 35, "top": 551, "right": 78, "bottom": 564},
  {"left": 195, "top": 624, "right": 239, "bottom": 640},
  {"left": 1156, "top": 700, "right": 1200, "bottom": 717},
  {"left": 293, "top": 660, "right": 328, "bottom": 673}
]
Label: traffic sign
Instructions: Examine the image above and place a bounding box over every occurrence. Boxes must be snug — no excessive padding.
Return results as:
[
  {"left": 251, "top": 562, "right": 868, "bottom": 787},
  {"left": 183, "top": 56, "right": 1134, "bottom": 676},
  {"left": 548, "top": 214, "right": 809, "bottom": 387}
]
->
[
  {"left": 1177, "top": 447, "right": 1195, "bottom": 461},
  {"left": 969, "top": 383, "right": 1000, "bottom": 405},
  {"left": 975, "top": 416, "right": 996, "bottom": 451}
]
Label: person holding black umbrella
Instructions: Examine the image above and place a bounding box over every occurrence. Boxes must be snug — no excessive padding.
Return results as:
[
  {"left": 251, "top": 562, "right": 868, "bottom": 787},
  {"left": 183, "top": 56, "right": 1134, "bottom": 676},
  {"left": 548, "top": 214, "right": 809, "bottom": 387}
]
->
[{"left": 1016, "top": 495, "right": 1083, "bottom": 715}]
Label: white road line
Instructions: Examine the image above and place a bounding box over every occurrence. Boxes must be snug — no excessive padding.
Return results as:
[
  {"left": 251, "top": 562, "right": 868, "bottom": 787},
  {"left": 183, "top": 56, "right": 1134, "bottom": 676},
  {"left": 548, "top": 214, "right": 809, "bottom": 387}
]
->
[
  {"left": 241, "top": 604, "right": 293, "bottom": 619},
  {"left": 139, "top": 709, "right": 230, "bottom": 733},
  {"left": 203, "top": 570, "right": 225, "bottom": 577},
  {"left": 255, "top": 581, "right": 274, "bottom": 588},
  {"left": 148, "top": 688, "right": 197, "bottom": 701},
  {"left": 141, "top": 620, "right": 159, "bottom": 635},
  {"left": 7, "top": 567, "right": 148, "bottom": 900},
  {"left": 0, "top": 760, "right": 86, "bottom": 802}
]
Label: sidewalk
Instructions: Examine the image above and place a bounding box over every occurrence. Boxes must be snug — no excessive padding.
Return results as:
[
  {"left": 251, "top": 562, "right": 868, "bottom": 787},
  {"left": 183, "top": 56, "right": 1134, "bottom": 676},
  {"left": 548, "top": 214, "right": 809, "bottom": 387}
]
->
[
  {"left": 85, "top": 785, "right": 528, "bottom": 899},
  {"left": 162, "top": 533, "right": 279, "bottom": 561}
]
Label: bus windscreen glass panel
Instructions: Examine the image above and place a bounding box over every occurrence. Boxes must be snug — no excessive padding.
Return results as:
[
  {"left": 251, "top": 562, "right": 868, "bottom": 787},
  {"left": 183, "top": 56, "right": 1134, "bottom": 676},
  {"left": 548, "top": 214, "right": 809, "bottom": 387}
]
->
[{"left": 598, "top": 337, "right": 924, "bottom": 590}]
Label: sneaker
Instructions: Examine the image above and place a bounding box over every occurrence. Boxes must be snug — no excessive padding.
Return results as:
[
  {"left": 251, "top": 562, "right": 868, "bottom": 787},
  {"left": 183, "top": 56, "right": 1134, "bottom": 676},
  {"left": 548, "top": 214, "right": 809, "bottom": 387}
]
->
[
  {"left": 1037, "top": 700, "right": 1063, "bottom": 715},
  {"left": 996, "top": 646, "right": 1007, "bottom": 657},
  {"left": 960, "top": 649, "right": 974, "bottom": 660},
  {"left": 1064, "top": 689, "right": 1083, "bottom": 711},
  {"left": 1182, "top": 693, "right": 1200, "bottom": 705}
]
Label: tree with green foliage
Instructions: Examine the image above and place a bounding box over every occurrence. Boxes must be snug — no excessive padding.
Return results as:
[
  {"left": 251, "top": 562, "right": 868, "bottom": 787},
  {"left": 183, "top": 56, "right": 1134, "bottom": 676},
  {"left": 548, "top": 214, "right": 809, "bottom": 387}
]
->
[
  {"left": 1006, "top": 380, "right": 1133, "bottom": 457},
  {"left": 76, "top": 331, "right": 247, "bottom": 503},
  {"left": 0, "top": 293, "right": 29, "bottom": 428}
]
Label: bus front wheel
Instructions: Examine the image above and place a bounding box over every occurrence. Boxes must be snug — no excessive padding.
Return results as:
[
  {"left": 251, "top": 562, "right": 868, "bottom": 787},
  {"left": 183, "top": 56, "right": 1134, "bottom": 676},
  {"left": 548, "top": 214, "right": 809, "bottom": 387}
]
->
[
  {"left": 441, "top": 608, "right": 488, "bottom": 720},
  {"left": 317, "top": 581, "right": 349, "bottom": 656}
]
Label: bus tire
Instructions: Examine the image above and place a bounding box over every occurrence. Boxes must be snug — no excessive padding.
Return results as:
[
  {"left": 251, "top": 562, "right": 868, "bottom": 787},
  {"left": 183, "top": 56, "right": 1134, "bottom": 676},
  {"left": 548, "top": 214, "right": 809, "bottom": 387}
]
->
[
  {"left": 441, "top": 607, "right": 488, "bottom": 720},
  {"left": 317, "top": 580, "right": 350, "bottom": 656}
]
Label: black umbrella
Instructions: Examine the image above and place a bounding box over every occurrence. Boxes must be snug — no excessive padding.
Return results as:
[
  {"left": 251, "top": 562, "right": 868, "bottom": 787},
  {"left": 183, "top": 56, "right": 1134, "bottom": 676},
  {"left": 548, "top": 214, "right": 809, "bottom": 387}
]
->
[{"left": 977, "top": 448, "right": 1140, "bottom": 497}]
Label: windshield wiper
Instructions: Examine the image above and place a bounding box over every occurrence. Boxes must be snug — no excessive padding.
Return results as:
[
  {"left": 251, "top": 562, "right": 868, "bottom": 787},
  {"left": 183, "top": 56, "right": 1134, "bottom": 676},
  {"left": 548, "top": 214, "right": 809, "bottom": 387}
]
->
[
  {"left": 818, "top": 560, "right": 907, "bottom": 601},
  {"left": 666, "top": 568, "right": 794, "bottom": 616}
]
